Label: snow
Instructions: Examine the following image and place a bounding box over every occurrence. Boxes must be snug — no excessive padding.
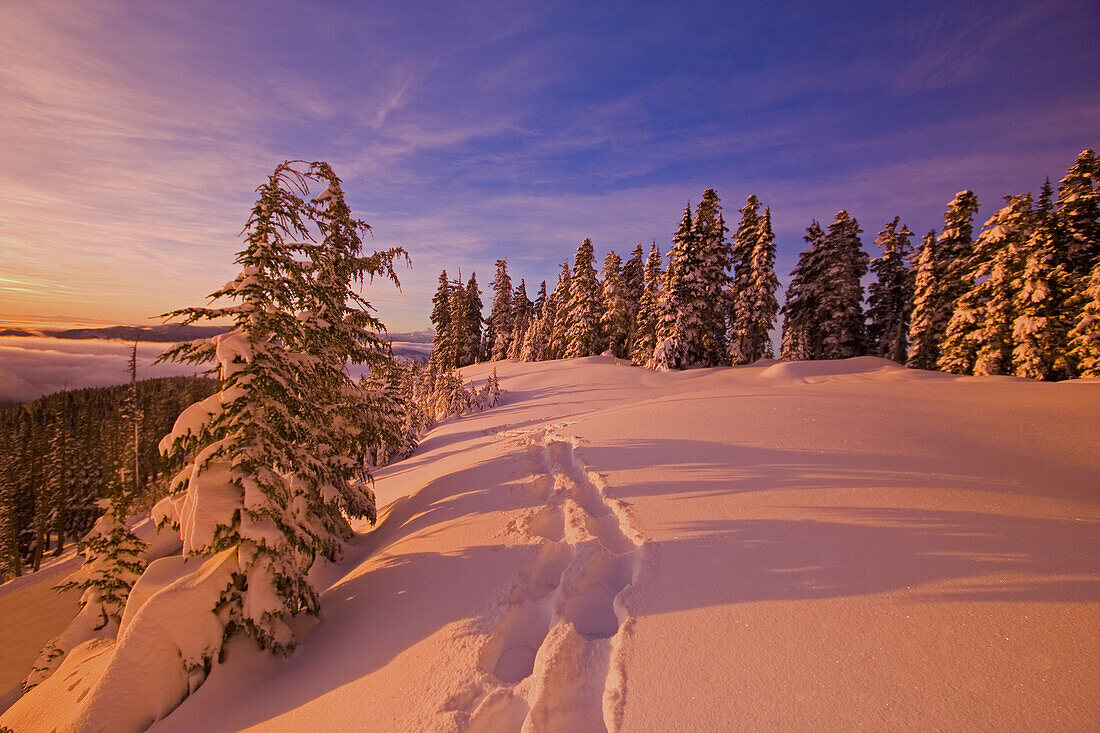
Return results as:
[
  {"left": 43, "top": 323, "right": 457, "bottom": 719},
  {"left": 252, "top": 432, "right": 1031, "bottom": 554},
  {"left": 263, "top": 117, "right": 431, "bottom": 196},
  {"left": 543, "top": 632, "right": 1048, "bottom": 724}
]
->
[
  {"left": 3, "top": 356, "right": 1099, "bottom": 731},
  {"left": 177, "top": 457, "right": 243, "bottom": 554},
  {"left": 0, "top": 518, "right": 181, "bottom": 713}
]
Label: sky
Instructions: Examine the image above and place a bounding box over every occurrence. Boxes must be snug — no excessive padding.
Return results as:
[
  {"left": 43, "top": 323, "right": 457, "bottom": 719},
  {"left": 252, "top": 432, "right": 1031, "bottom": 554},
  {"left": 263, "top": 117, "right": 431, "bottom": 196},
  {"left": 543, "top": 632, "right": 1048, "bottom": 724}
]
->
[{"left": 1, "top": 0, "right": 1097, "bottom": 332}]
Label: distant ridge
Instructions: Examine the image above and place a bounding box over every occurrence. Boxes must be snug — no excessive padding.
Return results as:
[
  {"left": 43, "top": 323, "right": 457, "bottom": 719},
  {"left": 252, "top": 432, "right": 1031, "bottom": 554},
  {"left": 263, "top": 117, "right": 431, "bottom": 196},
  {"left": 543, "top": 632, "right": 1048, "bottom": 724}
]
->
[{"left": 3, "top": 324, "right": 436, "bottom": 344}]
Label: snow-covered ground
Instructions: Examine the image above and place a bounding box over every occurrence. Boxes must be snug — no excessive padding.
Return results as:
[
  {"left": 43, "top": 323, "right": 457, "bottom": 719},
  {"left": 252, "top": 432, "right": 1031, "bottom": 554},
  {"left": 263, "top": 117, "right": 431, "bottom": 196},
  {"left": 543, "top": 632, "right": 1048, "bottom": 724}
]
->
[{"left": 2, "top": 356, "right": 1098, "bottom": 731}]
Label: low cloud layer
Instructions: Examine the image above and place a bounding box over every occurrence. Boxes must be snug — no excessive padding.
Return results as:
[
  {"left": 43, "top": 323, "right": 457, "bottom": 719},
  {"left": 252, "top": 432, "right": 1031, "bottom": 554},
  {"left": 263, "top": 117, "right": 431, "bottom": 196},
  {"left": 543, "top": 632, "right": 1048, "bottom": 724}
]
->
[
  {"left": 0, "top": 336, "right": 434, "bottom": 406},
  {"left": 0, "top": 337, "right": 203, "bottom": 405}
]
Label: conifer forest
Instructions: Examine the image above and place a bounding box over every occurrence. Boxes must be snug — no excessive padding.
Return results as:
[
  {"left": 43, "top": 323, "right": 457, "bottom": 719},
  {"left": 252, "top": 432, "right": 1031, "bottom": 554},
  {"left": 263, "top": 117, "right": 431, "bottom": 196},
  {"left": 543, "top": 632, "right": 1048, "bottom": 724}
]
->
[{"left": 429, "top": 149, "right": 1099, "bottom": 381}]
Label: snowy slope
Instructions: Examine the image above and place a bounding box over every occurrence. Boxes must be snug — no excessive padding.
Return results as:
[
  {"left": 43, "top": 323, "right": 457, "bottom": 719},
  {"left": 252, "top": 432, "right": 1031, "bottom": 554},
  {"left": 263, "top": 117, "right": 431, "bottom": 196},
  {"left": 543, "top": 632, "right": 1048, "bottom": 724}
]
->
[
  {"left": 0, "top": 519, "right": 182, "bottom": 712},
  {"left": 3, "top": 357, "right": 1098, "bottom": 731}
]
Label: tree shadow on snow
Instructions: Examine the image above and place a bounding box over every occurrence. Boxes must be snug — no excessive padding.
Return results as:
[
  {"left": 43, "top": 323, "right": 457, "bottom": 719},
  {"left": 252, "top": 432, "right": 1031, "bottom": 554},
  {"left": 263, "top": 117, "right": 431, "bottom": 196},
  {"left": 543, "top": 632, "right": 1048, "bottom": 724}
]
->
[
  {"left": 157, "top": 448, "right": 550, "bottom": 732},
  {"left": 634, "top": 509, "right": 1099, "bottom": 616}
]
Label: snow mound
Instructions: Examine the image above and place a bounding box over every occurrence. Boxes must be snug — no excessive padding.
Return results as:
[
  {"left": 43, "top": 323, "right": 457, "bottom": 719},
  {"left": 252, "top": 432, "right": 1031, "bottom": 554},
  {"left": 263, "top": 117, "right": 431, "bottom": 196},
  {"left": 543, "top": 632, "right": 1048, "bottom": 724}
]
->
[{"left": 758, "top": 355, "right": 913, "bottom": 383}]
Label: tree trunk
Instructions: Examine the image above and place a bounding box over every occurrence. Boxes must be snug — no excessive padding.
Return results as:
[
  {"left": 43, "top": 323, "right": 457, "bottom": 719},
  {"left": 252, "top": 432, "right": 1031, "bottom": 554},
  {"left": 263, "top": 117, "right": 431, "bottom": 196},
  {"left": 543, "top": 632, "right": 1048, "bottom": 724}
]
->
[{"left": 32, "top": 527, "right": 44, "bottom": 572}]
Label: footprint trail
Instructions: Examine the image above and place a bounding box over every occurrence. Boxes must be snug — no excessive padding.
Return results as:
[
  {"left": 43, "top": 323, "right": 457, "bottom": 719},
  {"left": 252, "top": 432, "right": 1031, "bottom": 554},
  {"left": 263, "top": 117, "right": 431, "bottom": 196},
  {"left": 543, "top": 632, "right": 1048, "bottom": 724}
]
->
[{"left": 446, "top": 429, "right": 645, "bottom": 732}]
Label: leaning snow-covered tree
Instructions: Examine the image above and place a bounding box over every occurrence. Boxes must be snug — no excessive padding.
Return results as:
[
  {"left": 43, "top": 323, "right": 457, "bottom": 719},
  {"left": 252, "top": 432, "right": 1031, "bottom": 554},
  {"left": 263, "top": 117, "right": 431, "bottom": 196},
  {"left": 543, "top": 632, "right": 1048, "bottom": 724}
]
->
[{"left": 51, "top": 161, "right": 409, "bottom": 725}]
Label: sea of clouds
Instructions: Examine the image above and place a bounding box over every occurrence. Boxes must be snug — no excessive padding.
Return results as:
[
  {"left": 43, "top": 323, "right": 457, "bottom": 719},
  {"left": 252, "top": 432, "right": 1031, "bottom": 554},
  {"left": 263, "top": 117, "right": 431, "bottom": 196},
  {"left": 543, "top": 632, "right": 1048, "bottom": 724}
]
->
[
  {"left": 0, "top": 336, "right": 433, "bottom": 406},
  {"left": 0, "top": 337, "right": 203, "bottom": 405}
]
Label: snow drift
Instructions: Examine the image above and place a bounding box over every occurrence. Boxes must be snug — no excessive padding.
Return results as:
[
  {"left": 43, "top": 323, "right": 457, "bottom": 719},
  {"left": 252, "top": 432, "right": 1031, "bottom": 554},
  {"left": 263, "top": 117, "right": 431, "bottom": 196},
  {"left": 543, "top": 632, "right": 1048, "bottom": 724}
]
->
[{"left": 2, "top": 356, "right": 1098, "bottom": 731}]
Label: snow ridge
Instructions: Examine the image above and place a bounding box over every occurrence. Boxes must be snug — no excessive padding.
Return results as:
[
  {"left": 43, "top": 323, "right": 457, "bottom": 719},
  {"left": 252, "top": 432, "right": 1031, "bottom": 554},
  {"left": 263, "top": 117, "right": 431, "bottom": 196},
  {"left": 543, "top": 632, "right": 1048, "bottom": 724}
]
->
[{"left": 451, "top": 429, "right": 644, "bottom": 732}]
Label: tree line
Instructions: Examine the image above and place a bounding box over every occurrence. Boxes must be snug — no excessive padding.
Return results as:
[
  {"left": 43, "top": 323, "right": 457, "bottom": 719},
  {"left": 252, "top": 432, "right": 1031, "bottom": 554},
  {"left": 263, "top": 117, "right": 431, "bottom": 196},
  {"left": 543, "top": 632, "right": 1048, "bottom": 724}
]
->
[
  {"left": 0, "top": 374, "right": 215, "bottom": 581},
  {"left": 429, "top": 149, "right": 1099, "bottom": 379}
]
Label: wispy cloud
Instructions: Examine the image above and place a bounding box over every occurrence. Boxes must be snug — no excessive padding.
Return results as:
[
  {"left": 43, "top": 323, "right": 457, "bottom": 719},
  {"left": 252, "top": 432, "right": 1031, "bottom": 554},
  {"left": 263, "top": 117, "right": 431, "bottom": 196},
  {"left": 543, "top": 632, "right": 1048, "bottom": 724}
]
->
[{"left": 1, "top": 0, "right": 1095, "bottom": 335}]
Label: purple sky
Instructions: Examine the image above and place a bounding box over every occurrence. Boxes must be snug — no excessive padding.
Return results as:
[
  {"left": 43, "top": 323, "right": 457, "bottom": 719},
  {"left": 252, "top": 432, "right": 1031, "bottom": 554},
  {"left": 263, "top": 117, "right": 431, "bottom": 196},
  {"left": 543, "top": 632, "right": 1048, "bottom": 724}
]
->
[{"left": 1, "top": 0, "right": 1097, "bottom": 331}]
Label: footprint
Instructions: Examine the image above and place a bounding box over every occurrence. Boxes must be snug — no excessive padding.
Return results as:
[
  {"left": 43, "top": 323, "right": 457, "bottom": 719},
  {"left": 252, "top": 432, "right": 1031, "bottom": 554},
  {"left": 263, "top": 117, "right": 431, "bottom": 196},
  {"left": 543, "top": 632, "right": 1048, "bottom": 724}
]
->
[
  {"left": 468, "top": 689, "right": 529, "bottom": 733},
  {"left": 522, "top": 505, "right": 565, "bottom": 543},
  {"left": 557, "top": 542, "right": 633, "bottom": 640}
]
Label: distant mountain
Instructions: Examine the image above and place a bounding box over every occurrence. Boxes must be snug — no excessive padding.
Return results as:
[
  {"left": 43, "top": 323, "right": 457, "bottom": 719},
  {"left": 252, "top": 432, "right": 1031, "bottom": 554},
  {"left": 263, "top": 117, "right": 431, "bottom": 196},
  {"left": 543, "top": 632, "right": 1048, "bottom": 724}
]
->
[{"left": 44, "top": 324, "right": 230, "bottom": 342}]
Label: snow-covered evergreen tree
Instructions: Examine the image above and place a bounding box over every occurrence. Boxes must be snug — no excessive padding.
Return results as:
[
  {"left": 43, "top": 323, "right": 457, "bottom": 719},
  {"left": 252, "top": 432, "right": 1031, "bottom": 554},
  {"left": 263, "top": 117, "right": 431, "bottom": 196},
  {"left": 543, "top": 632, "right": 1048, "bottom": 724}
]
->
[
  {"left": 508, "top": 279, "right": 533, "bottom": 359},
  {"left": 431, "top": 270, "right": 457, "bottom": 369},
  {"left": 448, "top": 277, "right": 472, "bottom": 368},
  {"left": 533, "top": 280, "right": 548, "bottom": 318},
  {"left": 489, "top": 259, "right": 514, "bottom": 360},
  {"left": 631, "top": 243, "right": 662, "bottom": 365},
  {"left": 564, "top": 238, "right": 604, "bottom": 357},
  {"left": 906, "top": 229, "right": 941, "bottom": 370},
  {"left": 818, "top": 210, "right": 869, "bottom": 359},
  {"left": 1057, "top": 149, "right": 1099, "bottom": 280},
  {"left": 692, "top": 189, "right": 731, "bottom": 365},
  {"left": 866, "top": 217, "right": 915, "bottom": 363},
  {"left": 940, "top": 194, "right": 1033, "bottom": 375},
  {"left": 1068, "top": 261, "right": 1100, "bottom": 377},
  {"left": 462, "top": 272, "right": 483, "bottom": 367},
  {"left": 650, "top": 206, "right": 699, "bottom": 369},
  {"left": 1012, "top": 182, "right": 1072, "bottom": 379},
  {"left": 153, "top": 162, "right": 399, "bottom": 676},
  {"left": 519, "top": 313, "right": 548, "bottom": 362},
  {"left": 600, "top": 250, "right": 632, "bottom": 358},
  {"left": 938, "top": 190, "right": 981, "bottom": 317},
  {"left": 546, "top": 261, "right": 571, "bottom": 359},
  {"left": 731, "top": 204, "right": 779, "bottom": 363},
  {"left": 297, "top": 161, "right": 402, "bottom": 552},
  {"left": 780, "top": 222, "right": 828, "bottom": 361},
  {"left": 622, "top": 244, "right": 645, "bottom": 352},
  {"left": 24, "top": 501, "right": 147, "bottom": 691},
  {"left": 729, "top": 195, "right": 759, "bottom": 361}
]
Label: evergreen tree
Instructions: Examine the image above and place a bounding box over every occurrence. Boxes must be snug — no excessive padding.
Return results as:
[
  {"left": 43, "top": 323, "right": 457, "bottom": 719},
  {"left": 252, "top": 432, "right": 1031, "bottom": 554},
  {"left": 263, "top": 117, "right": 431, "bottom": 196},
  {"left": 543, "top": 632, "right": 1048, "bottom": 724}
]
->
[
  {"left": 940, "top": 194, "right": 1033, "bottom": 375},
  {"left": 463, "top": 272, "right": 483, "bottom": 366},
  {"left": 1068, "top": 261, "right": 1100, "bottom": 377},
  {"left": 508, "top": 279, "right": 533, "bottom": 359},
  {"left": 939, "top": 191, "right": 981, "bottom": 315},
  {"left": 906, "top": 230, "right": 941, "bottom": 370},
  {"left": 1057, "top": 149, "right": 1099, "bottom": 280},
  {"left": 622, "top": 244, "right": 645, "bottom": 351},
  {"left": 650, "top": 193, "right": 731, "bottom": 370},
  {"left": 300, "top": 161, "right": 403, "bottom": 552},
  {"left": 533, "top": 280, "right": 548, "bottom": 318},
  {"left": 446, "top": 276, "right": 471, "bottom": 368},
  {"left": 600, "top": 250, "right": 632, "bottom": 358},
  {"left": 154, "top": 161, "right": 398, "bottom": 675},
  {"left": 650, "top": 206, "right": 700, "bottom": 369},
  {"left": 430, "top": 270, "right": 457, "bottom": 369},
  {"left": 631, "top": 243, "right": 662, "bottom": 365},
  {"left": 729, "top": 195, "right": 760, "bottom": 360},
  {"left": 731, "top": 204, "right": 779, "bottom": 363},
  {"left": 866, "top": 217, "right": 915, "bottom": 363},
  {"left": 519, "top": 313, "right": 548, "bottom": 362},
  {"left": 489, "top": 259, "right": 513, "bottom": 360},
  {"left": 780, "top": 222, "right": 829, "bottom": 361},
  {"left": 564, "top": 238, "right": 604, "bottom": 357},
  {"left": 546, "top": 261, "right": 571, "bottom": 359},
  {"left": 24, "top": 501, "right": 148, "bottom": 691},
  {"left": 692, "top": 189, "right": 731, "bottom": 365},
  {"left": 1012, "top": 182, "right": 1072, "bottom": 379},
  {"left": 818, "top": 210, "right": 869, "bottom": 359}
]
